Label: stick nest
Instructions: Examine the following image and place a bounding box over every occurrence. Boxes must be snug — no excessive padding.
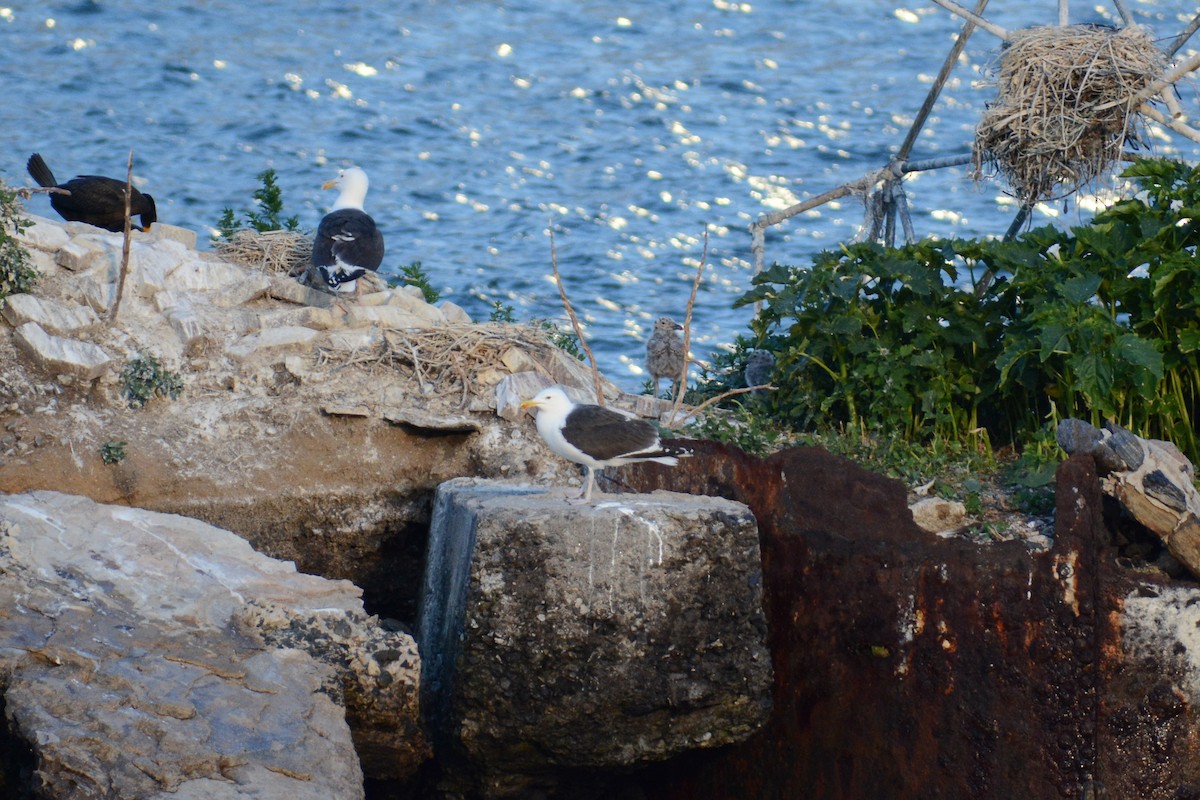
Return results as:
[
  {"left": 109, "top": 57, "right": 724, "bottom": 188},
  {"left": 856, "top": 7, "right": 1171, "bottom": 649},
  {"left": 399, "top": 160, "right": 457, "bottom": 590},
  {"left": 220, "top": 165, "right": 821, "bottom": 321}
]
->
[
  {"left": 319, "top": 323, "right": 573, "bottom": 407},
  {"left": 214, "top": 229, "right": 313, "bottom": 277},
  {"left": 973, "top": 24, "right": 1166, "bottom": 204}
]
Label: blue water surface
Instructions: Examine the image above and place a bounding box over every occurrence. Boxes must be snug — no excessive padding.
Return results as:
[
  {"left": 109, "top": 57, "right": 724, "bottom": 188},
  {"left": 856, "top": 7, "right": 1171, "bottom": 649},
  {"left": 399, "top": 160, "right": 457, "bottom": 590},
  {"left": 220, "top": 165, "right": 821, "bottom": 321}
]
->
[{"left": 3, "top": 1, "right": 1199, "bottom": 389}]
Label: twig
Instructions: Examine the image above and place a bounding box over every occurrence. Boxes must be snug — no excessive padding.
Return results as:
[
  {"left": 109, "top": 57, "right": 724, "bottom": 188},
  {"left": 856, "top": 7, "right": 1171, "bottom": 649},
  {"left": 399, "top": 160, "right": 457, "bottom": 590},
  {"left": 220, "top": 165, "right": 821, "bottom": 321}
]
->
[
  {"left": 549, "top": 221, "right": 605, "bottom": 407},
  {"left": 1093, "top": 51, "right": 1200, "bottom": 112},
  {"left": 898, "top": 0, "right": 988, "bottom": 161},
  {"left": 1110, "top": 0, "right": 1134, "bottom": 27},
  {"left": 14, "top": 186, "right": 70, "bottom": 200},
  {"left": 895, "top": 184, "right": 916, "bottom": 245},
  {"left": 1140, "top": 103, "right": 1200, "bottom": 145},
  {"left": 669, "top": 232, "right": 707, "bottom": 426},
  {"left": 901, "top": 154, "right": 974, "bottom": 173},
  {"left": 1167, "top": 13, "right": 1200, "bottom": 58},
  {"left": 1058, "top": 0, "right": 1068, "bottom": 26},
  {"left": 929, "top": 0, "right": 1009, "bottom": 39},
  {"left": 664, "top": 385, "right": 773, "bottom": 431},
  {"left": 111, "top": 149, "right": 134, "bottom": 322}
]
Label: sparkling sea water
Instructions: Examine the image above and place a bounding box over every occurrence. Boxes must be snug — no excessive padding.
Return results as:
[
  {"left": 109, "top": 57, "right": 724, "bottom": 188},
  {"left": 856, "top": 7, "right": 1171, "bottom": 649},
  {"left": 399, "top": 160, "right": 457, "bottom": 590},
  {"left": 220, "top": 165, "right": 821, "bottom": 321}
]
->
[{"left": 4, "top": 1, "right": 1199, "bottom": 390}]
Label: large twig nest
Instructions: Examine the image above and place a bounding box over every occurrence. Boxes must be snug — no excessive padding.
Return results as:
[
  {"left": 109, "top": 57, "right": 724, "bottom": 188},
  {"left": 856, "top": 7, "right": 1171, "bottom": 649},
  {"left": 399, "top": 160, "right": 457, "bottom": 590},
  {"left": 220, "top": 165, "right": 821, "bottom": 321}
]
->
[
  {"left": 973, "top": 24, "right": 1167, "bottom": 204},
  {"left": 214, "top": 229, "right": 313, "bottom": 277}
]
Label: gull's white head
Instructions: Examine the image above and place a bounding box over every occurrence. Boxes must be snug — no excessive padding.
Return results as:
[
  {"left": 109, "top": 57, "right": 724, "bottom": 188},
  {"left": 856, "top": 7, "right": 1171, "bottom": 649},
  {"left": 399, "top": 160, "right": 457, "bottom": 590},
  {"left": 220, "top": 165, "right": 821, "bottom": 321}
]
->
[
  {"left": 322, "top": 166, "right": 370, "bottom": 211},
  {"left": 520, "top": 386, "right": 571, "bottom": 415}
]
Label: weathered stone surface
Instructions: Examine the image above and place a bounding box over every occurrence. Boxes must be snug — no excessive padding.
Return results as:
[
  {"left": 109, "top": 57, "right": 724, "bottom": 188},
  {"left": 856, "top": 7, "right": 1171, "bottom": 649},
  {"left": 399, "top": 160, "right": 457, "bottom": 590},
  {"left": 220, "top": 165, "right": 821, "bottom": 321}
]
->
[
  {"left": 1061, "top": 419, "right": 1200, "bottom": 580},
  {"left": 909, "top": 495, "right": 967, "bottom": 534},
  {"left": 148, "top": 222, "right": 199, "bottom": 249},
  {"left": 438, "top": 300, "right": 472, "bottom": 324},
  {"left": 256, "top": 306, "right": 338, "bottom": 332},
  {"left": 131, "top": 238, "right": 189, "bottom": 296},
  {"left": 345, "top": 305, "right": 433, "bottom": 330},
  {"left": 55, "top": 237, "right": 109, "bottom": 272},
  {"left": 12, "top": 321, "right": 111, "bottom": 379},
  {"left": 419, "top": 478, "right": 772, "bottom": 796},
  {"left": 212, "top": 271, "right": 272, "bottom": 308},
  {"left": 2, "top": 293, "right": 98, "bottom": 335},
  {"left": 0, "top": 490, "right": 425, "bottom": 799},
  {"left": 14, "top": 214, "right": 72, "bottom": 252},
  {"left": 495, "top": 371, "right": 552, "bottom": 421},
  {"left": 227, "top": 326, "right": 319, "bottom": 360},
  {"left": 268, "top": 275, "right": 336, "bottom": 308},
  {"left": 167, "top": 256, "right": 251, "bottom": 294}
]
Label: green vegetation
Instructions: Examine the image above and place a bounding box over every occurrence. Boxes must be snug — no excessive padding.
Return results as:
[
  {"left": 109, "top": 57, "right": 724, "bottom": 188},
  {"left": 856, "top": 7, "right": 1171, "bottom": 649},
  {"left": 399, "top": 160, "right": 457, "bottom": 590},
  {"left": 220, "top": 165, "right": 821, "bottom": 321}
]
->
[
  {"left": 487, "top": 300, "right": 583, "bottom": 360},
  {"left": 215, "top": 168, "right": 300, "bottom": 239},
  {"left": 0, "top": 183, "right": 38, "bottom": 299},
  {"left": 692, "top": 158, "right": 1200, "bottom": 506},
  {"left": 390, "top": 261, "right": 441, "bottom": 304},
  {"left": 120, "top": 354, "right": 184, "bottom": 409},
  {"left": 100, "top": 440, "right": 127, "bottom": 465}
]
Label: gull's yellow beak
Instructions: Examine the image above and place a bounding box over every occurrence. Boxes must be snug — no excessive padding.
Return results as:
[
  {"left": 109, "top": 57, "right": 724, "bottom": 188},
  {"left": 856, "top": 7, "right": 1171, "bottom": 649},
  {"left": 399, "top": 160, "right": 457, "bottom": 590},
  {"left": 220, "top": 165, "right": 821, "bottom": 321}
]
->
[
  {"left": 322, "top": 179, "right": 338, "bottom": 190},
  {"left": 519, "top": 399, "right": 537, "bottom": 410}
]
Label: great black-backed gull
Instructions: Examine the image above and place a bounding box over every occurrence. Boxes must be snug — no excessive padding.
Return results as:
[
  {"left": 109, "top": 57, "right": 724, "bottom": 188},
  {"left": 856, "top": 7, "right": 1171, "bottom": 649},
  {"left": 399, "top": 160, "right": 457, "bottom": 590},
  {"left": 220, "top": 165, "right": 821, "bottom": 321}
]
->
[
  {"left": 312, "top": 166, "right": 385, "bottom": 296},
  {"left": 520, "top": 385, "right": 683, "bottom": 503},
  {"left": 645, "top": 316, "right": 685, "bottom": 399},
  {"left": 26, "top": 153, "right": 157, "bottom": 232}
]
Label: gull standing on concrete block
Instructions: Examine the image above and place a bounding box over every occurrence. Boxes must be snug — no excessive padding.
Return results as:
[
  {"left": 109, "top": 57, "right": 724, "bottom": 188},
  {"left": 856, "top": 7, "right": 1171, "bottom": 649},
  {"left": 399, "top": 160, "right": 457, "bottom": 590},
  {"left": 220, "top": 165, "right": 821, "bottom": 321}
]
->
[
  {"left": 645, "top": 316, "right": 685, "bottom": 400},
  {"left": 311, "top": 166, "right": 385, "bottom": 298},
  {"left": 520, "top": 386, "right": 685, "bottom": 504}
]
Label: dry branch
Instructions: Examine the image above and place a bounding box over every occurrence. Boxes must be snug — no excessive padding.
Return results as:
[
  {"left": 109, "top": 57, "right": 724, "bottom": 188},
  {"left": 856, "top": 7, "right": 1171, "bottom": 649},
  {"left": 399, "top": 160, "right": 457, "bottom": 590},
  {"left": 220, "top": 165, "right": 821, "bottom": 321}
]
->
[
  {"left": 929, "top": 0, "right": 1009, "bottom": 39},
  {"left": 669, "top": 232, "right": 707, "bottom": 426},
  {"left": 111, "top": 150, "right": 134, "bottom": 322},
  {"left": 549, "top": 223, "right": 605, "bottom": 407}
]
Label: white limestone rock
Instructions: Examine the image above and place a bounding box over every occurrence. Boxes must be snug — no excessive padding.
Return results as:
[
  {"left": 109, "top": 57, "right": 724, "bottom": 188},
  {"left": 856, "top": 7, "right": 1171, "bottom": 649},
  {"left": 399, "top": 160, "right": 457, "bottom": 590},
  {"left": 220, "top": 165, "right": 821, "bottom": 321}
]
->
[
  {"left": 2, "top": 293, "right": 99, "bottom": 335},
  {"left": 325, "top": 327, "right": 382, "bottom": 352},
  {"left": 212, "top": 271, "right": 272, "bottom": 308},
  {"left": 438, "top": 300, "right": 472, "bottom": 324},
  {"left": 56, "top": 237, "right": 110, "bottom": 272},
  {"left": 147, "top": 222, "right": 199, "bottom": 249},
  {"left": 167, "top": 255, "right": 253, "bottom": 294},
  {"left": 345, "top": 305, "right": 434, "bottom": 330},
  {"left": 14, "top": 214, "right": 72, "bottom": 252},
  {"left": 12, "top": 321, "right": 111, "bottom": 380},
  {"left": 256, "top": 306, "right": 339, "bottom": 332},
  {"left": 227, "top": 326, "right": 319, "bottom": 361},
  {"left": 910, "top": 497, "right": 968, "bottom": 535},
  {"left": 495, "top": 371, "right": 553, "bottom": 421}
]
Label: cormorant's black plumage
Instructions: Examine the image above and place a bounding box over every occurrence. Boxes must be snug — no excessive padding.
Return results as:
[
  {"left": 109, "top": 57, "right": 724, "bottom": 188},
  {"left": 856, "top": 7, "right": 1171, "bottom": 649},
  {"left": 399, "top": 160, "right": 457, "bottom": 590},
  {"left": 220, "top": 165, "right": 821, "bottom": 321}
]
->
[{"left": 26, "top": 153, "right": 157, "bottom": 232}]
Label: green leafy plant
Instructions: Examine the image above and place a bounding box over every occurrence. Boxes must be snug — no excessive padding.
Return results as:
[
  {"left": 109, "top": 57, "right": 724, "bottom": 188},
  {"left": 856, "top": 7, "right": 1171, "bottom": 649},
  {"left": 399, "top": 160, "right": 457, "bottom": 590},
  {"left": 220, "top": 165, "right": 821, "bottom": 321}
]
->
[
  {"left": 121, "top": 354, "right": 184, "bottom": 409},
  {"left": 215, "top": 169, "right": 299, "bottom": 239},
  {"left": 489, "top": 300, "right": 517, "bottom": 323},
  {"left": 390, "top": 261, "right": 440, "bottom": 304},
  {"left": 532, "top": 318, "right": 584, "bottom": 360},
  {"left": 729, "top": 157, "right": 1200, "bottom": 465},
  {"left": 100, "top": 440, "right": 127, "bottom": 465},
  {"left": 0, "top": 182, "right": 38, "bottom": 298}
]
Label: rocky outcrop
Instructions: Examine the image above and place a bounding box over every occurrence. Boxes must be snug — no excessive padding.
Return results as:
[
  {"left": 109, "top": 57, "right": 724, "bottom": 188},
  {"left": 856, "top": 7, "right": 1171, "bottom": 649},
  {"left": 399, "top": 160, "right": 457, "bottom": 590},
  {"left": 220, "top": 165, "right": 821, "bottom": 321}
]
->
[
  {"left": 0, "top": 489, "right": 424, "bottom": 798},
  {"left": 0, "top": 215, "right": 670, "bottom": 624},
  {"left": 419, "top": 478, "right": 772, "bottom": 797},
  {"left": 1058, "top": 417, "right": 1200, "bottom": 578}
]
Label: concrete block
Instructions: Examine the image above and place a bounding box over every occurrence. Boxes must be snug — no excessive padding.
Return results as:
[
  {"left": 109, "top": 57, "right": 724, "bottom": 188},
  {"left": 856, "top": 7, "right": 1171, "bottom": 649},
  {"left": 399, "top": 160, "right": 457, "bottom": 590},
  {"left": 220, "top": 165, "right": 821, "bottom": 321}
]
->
[{"left": 418, "top": 478, "right": 772, "bottom": 791}]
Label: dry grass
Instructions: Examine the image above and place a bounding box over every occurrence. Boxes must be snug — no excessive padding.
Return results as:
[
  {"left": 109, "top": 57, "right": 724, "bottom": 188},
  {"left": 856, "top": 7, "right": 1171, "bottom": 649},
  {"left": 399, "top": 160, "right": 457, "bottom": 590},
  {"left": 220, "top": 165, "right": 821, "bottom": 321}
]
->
[
  {"left": 973, "top": 24, "right": 1167, "bottom": 203},
  {"left": 214, "top": 229, "right": 313, "bottom": 277}
]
